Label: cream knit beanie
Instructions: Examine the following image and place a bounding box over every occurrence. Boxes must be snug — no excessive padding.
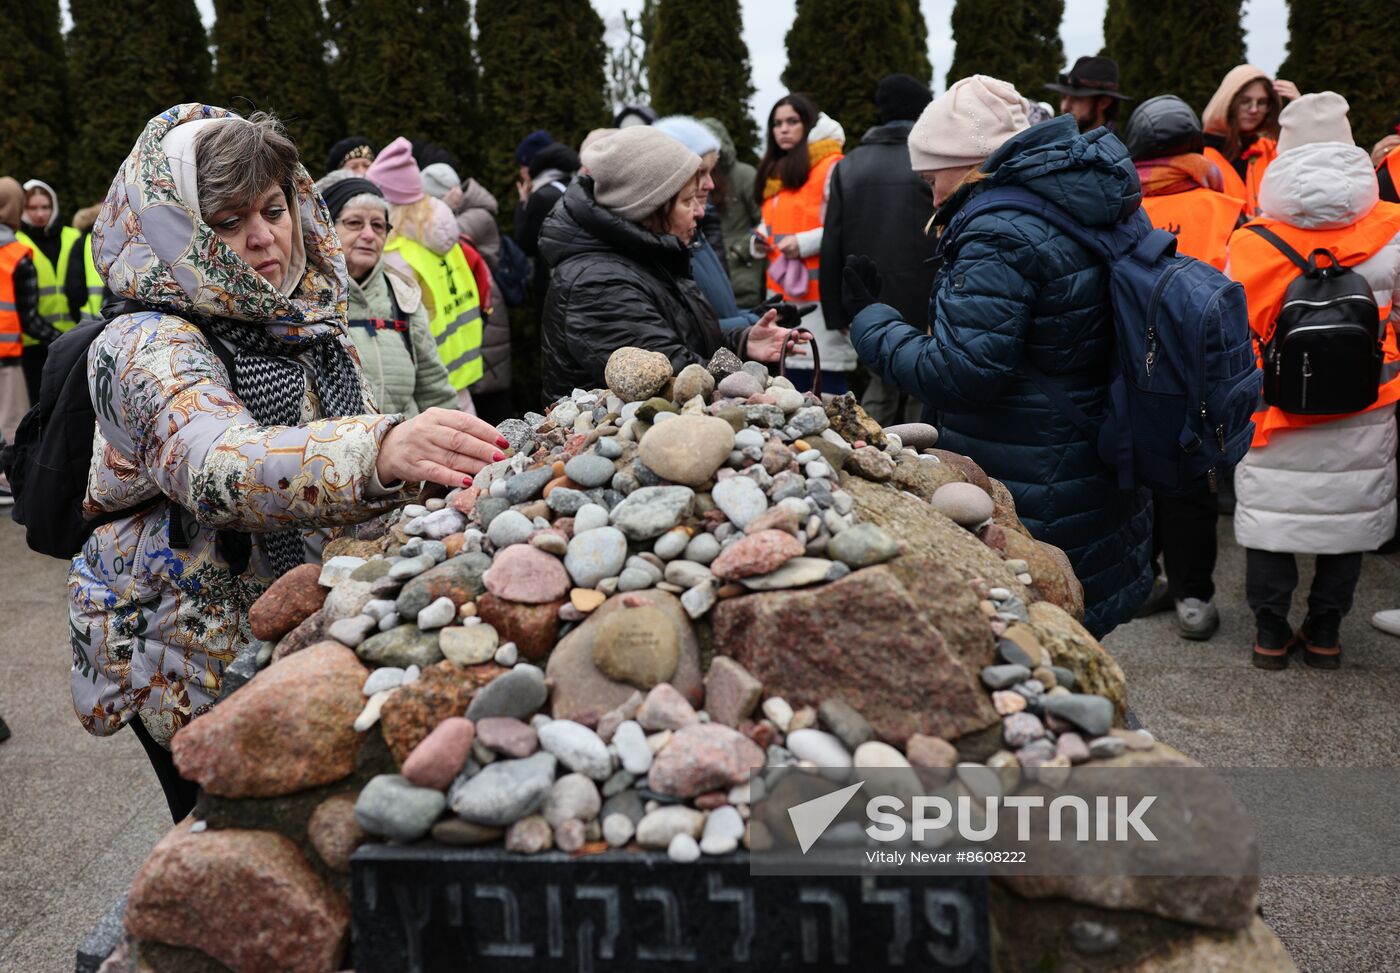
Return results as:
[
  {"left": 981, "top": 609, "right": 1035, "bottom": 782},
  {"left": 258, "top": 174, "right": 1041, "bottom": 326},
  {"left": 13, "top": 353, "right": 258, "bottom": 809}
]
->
[
  {"left": 908, "top": 75, "right": 1030, "bottom": 171},
  {"left": 1277, "top": 92, "right": 1353, "bottom": 154},
  {"left": 581, "top": 127, "right": 701, "bottom": 222}
]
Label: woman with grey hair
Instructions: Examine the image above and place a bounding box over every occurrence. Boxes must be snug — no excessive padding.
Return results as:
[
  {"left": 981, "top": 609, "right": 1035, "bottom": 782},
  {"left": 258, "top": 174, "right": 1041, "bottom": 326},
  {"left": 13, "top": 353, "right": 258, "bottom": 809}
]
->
[
  {"left": 72, "top": 105, "right": 507, "bottom": 821},
  {"left": 316, "top": 169, "right": 457, "bottom": 416}
]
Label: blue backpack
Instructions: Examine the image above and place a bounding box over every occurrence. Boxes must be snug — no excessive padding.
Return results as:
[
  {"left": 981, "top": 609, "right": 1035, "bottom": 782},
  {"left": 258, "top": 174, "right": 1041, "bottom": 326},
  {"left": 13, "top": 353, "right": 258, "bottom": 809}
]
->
[
  {"left": 941, "top": 185, "right": 1261, "bottom": 497},
  {"left": 494, "top": 235, "right": 531, "bottom": 306}
]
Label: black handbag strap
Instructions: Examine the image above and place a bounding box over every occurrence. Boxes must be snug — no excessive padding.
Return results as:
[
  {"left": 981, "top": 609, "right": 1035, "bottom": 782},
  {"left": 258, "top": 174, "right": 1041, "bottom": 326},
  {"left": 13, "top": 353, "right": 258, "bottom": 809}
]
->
[
  {"left": 777, "top": 327, "right": 821, "bottom": 396},
  {"left": 1244, "top": 224, "right": 1312, "bottom": 273}
]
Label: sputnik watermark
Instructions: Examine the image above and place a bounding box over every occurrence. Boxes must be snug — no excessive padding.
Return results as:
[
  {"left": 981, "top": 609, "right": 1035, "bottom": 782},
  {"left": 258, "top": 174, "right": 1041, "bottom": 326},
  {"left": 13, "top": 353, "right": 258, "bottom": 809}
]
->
[{"left": 788, "top": 780, "right": 1157, "bottom": 853}]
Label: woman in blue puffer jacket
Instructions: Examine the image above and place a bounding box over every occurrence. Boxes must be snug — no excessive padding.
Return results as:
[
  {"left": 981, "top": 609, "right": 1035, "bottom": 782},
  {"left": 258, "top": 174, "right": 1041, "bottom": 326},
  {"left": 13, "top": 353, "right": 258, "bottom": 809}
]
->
[{"left": 846, "top": 76, "right": 1153, "bottom": 637}]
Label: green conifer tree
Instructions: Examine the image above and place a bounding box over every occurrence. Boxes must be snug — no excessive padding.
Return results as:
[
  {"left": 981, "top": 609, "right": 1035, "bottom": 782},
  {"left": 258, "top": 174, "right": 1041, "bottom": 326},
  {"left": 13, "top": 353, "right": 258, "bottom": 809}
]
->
[
  {"left": 66, "top": 0, "right": 210, "bottom": 205},
  {"left": 905, "top": 0, "right": 933, "bottom": 86},
  {"left": 947, "top": 0, "right": 1065, "bottom": 97},
  {"left": 1101, "top": 0, "right": 1244, "bottom": 114},
  {"left": 782, "top": 0, "right": 931, "bottom": 138},
  {"left": 1024, "top": 0, "right": 1067, "bottom": 93},
  {"left": 1280, "top": 0, "right": 1400, "bottom": 148},
  {"left": 0, "top": 0, "right": 70, "bottom": 194},
  {"left": 947, "top": 2, "right": 1027, "bottom": 90},
  {"left": 647, "top": 0, "right": 759, "bottom": 159},
  {"left": 476, "top": 0, "right": 607, "bottom": 414},
  {"left": 213, "top": 0, "right": 342, "bottom": 175},
  {"left": 328, "top": 0, "right": 479, "bottom": 176},
  {"left": 476, "top": 0, "right": 608, "bottom": 204},
  {"left": 1276, "top": 0, "right": 1321, "bottom": 87}
]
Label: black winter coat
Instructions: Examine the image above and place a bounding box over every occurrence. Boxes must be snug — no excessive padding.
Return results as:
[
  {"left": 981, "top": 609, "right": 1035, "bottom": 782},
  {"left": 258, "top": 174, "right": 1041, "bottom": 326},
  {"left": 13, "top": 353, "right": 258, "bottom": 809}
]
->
[
  {"left": 539, "top": 178, "right": 750, "bottom": 401},
  {"left": 516, "top": 182, "right": 567, "bottom": 304},
  {"left": 821, "top": 121, "right": 938, "bottom": 331}
]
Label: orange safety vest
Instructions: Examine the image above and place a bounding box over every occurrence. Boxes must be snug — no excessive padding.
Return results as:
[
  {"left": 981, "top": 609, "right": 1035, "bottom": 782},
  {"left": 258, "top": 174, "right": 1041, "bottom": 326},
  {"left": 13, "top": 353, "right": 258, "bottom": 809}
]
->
[
  {"left": 0, "top": 241, "right": 28, "bottom": 359},
  {"left": 1379, "top": 145, "right": 1400, "bottom": 204},
  {"left": 1204, "top": 137, "right": 1277, "bottom": 217},
  {"left": 1141, "top": 188, "right": 1245, "bottom": 271},
  {"left": 1227, "top": 203, "right": 1400, "bottom": 447},
  {"left": 761, "top": 150, "right": 843, "bottom": 302}
]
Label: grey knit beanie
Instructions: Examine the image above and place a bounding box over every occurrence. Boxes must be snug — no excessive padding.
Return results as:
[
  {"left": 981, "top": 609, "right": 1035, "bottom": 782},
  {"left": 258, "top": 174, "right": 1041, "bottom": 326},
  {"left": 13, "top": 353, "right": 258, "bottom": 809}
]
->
[
  {"left": 581, "top": 127, "right": 701, "bottom": 223},
  {"left": 421, "top": 162, "right": 461, "bottom": 199}
]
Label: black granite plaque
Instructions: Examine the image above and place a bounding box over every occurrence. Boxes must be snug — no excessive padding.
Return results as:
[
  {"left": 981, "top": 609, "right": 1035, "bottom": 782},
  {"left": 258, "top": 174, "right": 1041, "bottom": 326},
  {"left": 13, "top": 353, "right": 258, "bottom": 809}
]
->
[
  {"left": 74, "top": 892, "right": 126, "bottom": 973},
  {"left": 351, "top": 845, "right": 988, "bottom": 972}
]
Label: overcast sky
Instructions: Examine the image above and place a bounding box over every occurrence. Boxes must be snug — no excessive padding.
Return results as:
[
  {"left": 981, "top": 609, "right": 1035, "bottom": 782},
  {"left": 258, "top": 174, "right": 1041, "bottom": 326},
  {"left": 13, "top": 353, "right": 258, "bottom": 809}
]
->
[{"left": 107, "top": 0, "right": 1291, "bottom": 130}]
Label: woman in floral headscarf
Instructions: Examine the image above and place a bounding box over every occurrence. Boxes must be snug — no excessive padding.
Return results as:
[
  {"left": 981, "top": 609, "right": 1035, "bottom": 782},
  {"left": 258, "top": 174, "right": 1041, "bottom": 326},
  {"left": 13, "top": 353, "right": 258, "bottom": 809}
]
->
[{"left": 72, "top": 105, "right": 505, "bottom": 820}]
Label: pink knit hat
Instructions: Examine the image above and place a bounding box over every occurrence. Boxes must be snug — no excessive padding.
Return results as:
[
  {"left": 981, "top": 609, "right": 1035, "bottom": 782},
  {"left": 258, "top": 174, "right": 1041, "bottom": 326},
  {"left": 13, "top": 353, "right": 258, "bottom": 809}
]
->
[
  {"left": 908, "top": 75, "right": 1029, "bottom": 171},
  {"left": 366, "top": 136, "right": 423, "bottom": 205}
]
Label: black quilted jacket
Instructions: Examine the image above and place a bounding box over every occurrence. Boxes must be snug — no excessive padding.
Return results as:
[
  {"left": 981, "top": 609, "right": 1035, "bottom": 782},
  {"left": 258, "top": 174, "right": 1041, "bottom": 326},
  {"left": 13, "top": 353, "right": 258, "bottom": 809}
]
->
[{"left": 538, "top": 178, "right": 749, "bottom": 401}]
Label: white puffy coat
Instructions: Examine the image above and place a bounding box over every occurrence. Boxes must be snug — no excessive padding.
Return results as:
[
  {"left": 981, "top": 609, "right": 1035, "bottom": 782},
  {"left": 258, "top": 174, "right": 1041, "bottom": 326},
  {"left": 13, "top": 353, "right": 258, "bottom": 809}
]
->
[{"left": 1230, "top": 142, "right": 1400, "bottom": 554}]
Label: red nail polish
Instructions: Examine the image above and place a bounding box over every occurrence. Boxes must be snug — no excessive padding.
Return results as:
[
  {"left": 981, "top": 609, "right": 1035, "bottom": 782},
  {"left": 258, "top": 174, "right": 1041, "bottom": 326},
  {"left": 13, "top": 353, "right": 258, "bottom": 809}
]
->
[
  {"left": 496, "top": 436, "right": 510, "bottom": 448},
  {"left": 462, "top": 475, "right": 473, "bottom": 487},
  {"left": 491, "top": 450, "right": 505, "bottom": 462}
]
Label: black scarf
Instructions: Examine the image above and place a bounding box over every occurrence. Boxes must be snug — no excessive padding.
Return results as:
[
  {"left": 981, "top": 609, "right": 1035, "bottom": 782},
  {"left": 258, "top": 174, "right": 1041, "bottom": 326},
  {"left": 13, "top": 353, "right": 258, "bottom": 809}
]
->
[{"left": 200, "top": 316, "right": 367, "bottom": 577}]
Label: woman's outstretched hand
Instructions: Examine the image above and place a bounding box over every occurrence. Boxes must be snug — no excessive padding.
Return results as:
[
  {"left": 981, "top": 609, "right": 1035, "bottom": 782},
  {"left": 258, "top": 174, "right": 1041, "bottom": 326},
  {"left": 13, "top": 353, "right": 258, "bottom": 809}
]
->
[
  {"left": 747, "top": 308, "right": 811, "bottom": 363},
  {"left": 376, "top": 407, "right": 507, "bottom": 488}
]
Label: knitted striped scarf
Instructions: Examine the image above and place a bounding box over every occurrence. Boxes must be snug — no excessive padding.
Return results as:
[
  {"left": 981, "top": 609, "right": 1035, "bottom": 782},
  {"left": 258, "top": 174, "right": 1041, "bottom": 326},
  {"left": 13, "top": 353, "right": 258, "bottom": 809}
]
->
[{"left": 201, "top": 317, "right": 367, "bottom": 577}]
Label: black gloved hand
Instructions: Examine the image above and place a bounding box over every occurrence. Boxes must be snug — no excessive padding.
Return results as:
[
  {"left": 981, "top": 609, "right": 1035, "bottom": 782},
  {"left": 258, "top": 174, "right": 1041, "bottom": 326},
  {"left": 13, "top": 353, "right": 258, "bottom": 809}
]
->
[
  {"left": 770, "top": 301, "right": 818, "bottom": 328},
  {"left": 749, "top": 296, "right": 797, "bottom": 326},
  {"left": 842, "top": 254, "right": 882, "bottom": 320}
]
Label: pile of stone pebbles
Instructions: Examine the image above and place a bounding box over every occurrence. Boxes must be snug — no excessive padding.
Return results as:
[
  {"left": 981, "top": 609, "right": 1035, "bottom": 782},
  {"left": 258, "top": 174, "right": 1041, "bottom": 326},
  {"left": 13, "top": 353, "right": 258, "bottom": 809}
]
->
[{"left": 261, "top": 346, "right": 1139, "bottom": 862}]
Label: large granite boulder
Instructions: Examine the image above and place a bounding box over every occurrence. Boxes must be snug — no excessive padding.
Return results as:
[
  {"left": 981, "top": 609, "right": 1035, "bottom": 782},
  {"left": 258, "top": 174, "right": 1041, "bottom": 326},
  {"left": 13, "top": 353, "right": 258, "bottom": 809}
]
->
[
  {"left": 125, "top": 821, "right": 349, "bottom": 972},
  {"left": 545, "top": 590, "right": 703, "bottom": 725},
  {"left": 998, "top": 742, "right": 1258, "bottom": 930},
  {"left": 248, "top": 563, "right": 327, "bottom": 641},
  {"left": 989, "top": 882, "right": 1294, "bottom": 972},
  {"left": 842, "top": 475, "right": 1028, "bottom": 596},
  {"left": 171, "top": 643, "right": 367, "bottom": 798},
  {"left": 712, "top": 557, "right": 1000, "bottom": 744},
  {"left": 1003, "top": 528, "right": 1085, "bottom": 622},
  {"left": 1026, "top": 601, "right": 1128, "bottom": 716}
]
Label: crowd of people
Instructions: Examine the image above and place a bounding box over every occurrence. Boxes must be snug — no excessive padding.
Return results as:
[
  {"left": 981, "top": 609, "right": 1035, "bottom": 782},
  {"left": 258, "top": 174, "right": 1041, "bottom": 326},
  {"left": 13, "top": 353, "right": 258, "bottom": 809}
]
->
[{"left": 0, "top": 54, "right": 1396, "bottom": 778}]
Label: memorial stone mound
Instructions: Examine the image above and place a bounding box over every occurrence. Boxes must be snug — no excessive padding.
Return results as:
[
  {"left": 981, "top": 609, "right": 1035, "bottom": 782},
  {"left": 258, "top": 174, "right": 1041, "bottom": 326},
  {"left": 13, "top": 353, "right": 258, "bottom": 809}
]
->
[{"left": 117, "top": 347, "right": 1285, "bottom": 973}]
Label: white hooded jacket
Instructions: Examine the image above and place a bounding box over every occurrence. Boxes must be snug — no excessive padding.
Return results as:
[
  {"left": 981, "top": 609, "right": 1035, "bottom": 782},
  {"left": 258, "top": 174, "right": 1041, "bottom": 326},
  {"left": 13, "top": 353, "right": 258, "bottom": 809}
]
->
[{"left": 1230, "top": 142, "right": 1400, "bottom": 554}]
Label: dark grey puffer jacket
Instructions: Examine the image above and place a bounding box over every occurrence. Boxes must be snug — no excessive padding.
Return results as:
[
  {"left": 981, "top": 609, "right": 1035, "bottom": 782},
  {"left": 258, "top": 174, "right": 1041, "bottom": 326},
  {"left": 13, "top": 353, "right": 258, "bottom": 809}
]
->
[{"left": 539, "top": 178, "right": 749, "bottom": 401}]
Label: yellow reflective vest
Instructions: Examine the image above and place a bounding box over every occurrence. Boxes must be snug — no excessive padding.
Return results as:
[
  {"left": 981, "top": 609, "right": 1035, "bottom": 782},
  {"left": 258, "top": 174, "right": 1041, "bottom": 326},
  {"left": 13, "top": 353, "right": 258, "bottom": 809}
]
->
[
  {"left": 16, "top": 225, "right": 81, "bottom": 345},
  {"left": 385, "top": 236, "right": 483, "bottom": 391},
  {"left": 79, "top": 233, "right": 103, "bottom": 321}
]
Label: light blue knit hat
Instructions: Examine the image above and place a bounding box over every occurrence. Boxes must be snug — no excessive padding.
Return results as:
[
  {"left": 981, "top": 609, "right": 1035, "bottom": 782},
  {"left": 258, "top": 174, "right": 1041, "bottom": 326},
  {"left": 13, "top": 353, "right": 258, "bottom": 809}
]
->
[{"left": 653, "top": 115, "right": 722, "bottom": 158}]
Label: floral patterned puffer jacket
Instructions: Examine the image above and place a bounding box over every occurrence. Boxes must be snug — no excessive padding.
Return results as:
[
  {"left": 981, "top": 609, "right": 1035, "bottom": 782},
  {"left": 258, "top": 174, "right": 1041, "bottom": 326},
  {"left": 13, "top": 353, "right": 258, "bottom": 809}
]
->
[{"left": 70, "top": 104, "right": 409, "bottom": 744}]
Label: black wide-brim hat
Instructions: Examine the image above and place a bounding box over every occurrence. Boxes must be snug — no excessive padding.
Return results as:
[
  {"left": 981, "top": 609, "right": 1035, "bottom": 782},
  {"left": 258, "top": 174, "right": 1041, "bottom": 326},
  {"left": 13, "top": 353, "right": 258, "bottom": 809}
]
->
[{"left": 1046, "top": 55, "right": 1131, "bottom": 100}]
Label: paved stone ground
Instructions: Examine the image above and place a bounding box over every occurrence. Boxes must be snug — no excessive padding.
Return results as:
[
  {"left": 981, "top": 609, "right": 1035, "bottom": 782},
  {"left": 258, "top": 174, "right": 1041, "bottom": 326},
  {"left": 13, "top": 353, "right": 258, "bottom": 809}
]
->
[
  {"left": 0, "top": 520, "right": 170, "bottom": 973},
  {"left": 0, "top": 515, "right": 1395, "bottom": 972},
  {"left": 1104, "top": 518, "right": 1400, "bottom": 973}
]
